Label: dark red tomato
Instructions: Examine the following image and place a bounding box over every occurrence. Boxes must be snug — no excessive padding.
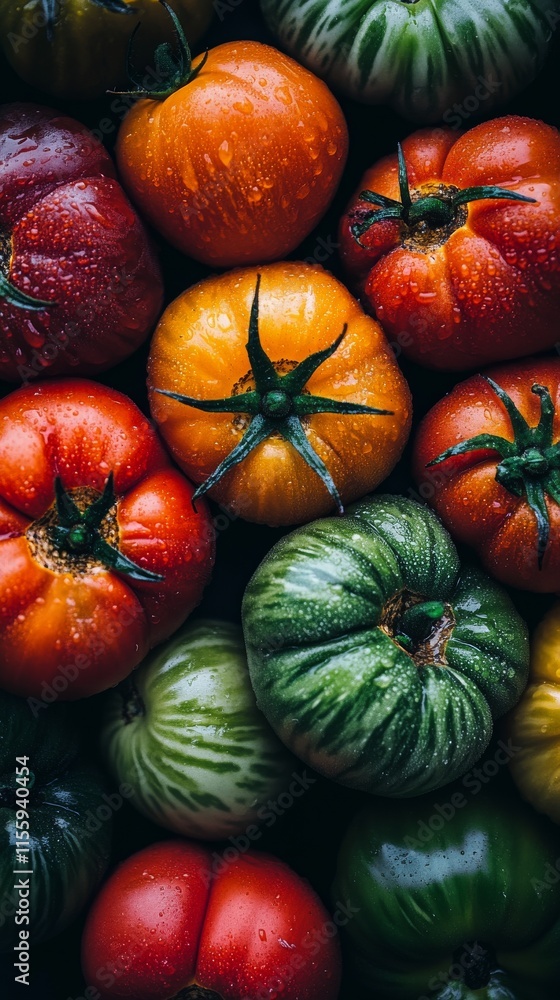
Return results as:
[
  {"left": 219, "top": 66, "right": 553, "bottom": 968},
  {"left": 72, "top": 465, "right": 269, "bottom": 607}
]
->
[
  {"left": 81, "top": 841, "right": 341, "bottom": 1000},
  {"left": 0, "top": 103, "right": 163, "bottom": 382},
  {"left": 0, "top": 379, "right": 214, "bottom": 700}
]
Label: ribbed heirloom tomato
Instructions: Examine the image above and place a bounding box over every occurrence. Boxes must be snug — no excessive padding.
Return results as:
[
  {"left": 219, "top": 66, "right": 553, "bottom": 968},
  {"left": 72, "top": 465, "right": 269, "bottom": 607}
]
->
[
  {"left": 413, "top": 358, "right": 560, "bottom": 591},
  {"left": 0, "top": 379, "right": 214, "bottom": 701},
  {"left": 339, "top": 115, "right": 560, "bottom": 370},
  {"left": 81, "top": 841, "right": 341, "bottom": 1000},
  {"left": 148, "top": 262, "right": 411, "bottom": 525},
  {"left": 116, "top": 6, "right": 348, "bottom": 267},
  {"left": 0, "top": 103, "right": 163, "bottom": 382}
]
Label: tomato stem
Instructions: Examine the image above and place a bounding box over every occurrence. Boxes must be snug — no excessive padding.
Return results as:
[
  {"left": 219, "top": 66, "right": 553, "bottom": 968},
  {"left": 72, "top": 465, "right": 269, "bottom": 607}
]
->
[
  {"left": 155, "top": 275, "right": 394, "bottom": 513},
  {"left": 116, "top": 0, "right": 209, "bottom": 100},
  {"left": 351, "top": 143, "right": 537, "bottom": 247},
  {"left": 396, "top": 600, "right": 446, "bottom": 646},
  {"left": 428, "top": 380, "right": 560, "bottom": 568},
  {"left": 49, "top": 475, "right": 163, "bottom": 582}
]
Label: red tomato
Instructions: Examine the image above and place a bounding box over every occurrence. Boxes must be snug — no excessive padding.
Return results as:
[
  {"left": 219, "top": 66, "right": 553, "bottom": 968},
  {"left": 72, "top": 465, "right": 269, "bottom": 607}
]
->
[
  {"left": 81, "top": 841, "right": 341, "bottom": 1000},
  {"left": 413, "top": 358, "right": 560, "bottom": 591},
  {"left": 339, "top": 116, "right": 560, "bottom": 370},
  {"left": 0, "top": 103, "right": 163, "bottom": 382},
  {"left": 0, "top": 379, "right": 214, "bottom": 700}
]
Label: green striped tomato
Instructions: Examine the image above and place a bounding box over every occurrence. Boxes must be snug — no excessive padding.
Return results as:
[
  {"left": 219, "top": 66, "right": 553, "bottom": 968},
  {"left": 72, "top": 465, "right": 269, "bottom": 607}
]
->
[
  {"left": 260, "top": 0, "right": 557, "bottom": 122},
  {"left": 242, "top": 495, "right": 530, "bottom": 797},
  {"left": 100, "top": 619, "right": 296, "bottom": 840},
  {"left": 0, "top": 692, "right": 112, "bottom": 949}
]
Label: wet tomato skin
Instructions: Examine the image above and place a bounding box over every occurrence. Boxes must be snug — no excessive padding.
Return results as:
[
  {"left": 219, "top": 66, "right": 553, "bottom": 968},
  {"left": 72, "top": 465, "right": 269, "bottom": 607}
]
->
[
  {"left": 0, "top": 103, "right": 163, "bottom": 381},
  {"left": 413, "top": 358, "right": 560, "bottom": 591},
  {"left": 339, "top": 116, "right": 560, "bottom": 370},
  {"left": 0, "top": 379, "right": 214, "bottom": 700},
  {"left": 81, "top": 841, "right": 341, "bottom": 1000},
  {"left": 116, "top": 41, "right": 348, "bottom": 268}
]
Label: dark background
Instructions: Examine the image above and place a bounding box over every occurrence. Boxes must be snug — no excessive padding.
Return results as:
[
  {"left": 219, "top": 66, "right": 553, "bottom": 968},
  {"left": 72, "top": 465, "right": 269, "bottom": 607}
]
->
[{"left": 0, "top": 0, "right": 559, "bottom": 996}]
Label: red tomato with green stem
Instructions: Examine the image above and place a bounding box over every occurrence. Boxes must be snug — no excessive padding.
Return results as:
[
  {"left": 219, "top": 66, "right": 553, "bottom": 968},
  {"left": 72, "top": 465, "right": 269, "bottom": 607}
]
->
[
  {"left": 0, "top": 103, "right": 163, "bottom": 382},
  {"left": 81, "top": 840, "right": 341, "bottom": 1000},
  {"left": 413, "top": 358, "right": 560, "bottom": 592},
  {"left": 0, "top": 379, "right": 214, "bottom": 700},
  {"left": 339, "top": 116, "right": 560, "bottom": 371}
]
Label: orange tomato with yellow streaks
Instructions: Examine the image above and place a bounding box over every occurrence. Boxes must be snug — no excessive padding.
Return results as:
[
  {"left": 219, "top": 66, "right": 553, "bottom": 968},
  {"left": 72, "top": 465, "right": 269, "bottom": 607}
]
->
[{"left": 147, "top": 262, "right": 412, "bottom": 526}]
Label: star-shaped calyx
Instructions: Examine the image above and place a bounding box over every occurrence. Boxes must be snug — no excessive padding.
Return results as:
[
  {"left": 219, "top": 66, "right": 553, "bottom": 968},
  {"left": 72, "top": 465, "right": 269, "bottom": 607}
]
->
[
  {"left": 49, "top": 474, "right": 163, "bottom": 582},
  {"left": 351, "top": 144, "right": 536, "bottom": 246},
  {"left": 156, "top": 275, "right": 394, "bottom": 513},
  {"left": 428, "top": 378, "right": 560, "bottom": 568}
]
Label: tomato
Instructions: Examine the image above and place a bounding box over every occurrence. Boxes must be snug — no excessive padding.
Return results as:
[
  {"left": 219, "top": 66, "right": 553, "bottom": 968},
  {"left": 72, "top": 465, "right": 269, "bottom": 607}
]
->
[
  {"left": 0, "top": 0, "right": 214, "bottom": 99},
  {"left": 100, "top": 619, "right": 296, "bottom": 839},
  {"left": 242, "top": 495, "right": 529, "bottom": 797},
  {"left": 116, "top": 7, "right": 348, "bottom": 267},
  {"left": 261, "top": 0, "right": 555, "bottom": 123},
  {"left": 333, "top": 776, "right": 560, "bottom": 999},
  {"left": 413, "top": 358, "right": 560, "bottom": 592},
  {"left": 0, "top": 103, "right": 163, "bottom": 382},
  {"left": 0, "top": 378, "right": 214, "bottom": 701},
  {"left": 81, "top": 840, "right": 341, "bottom": 999},
  {"left": 148, "top": 262, "right": 411, "bottom": 526},
  {"left": 0, "top": 690, "right": 112, "bottom": 949},
  {"left": 339, "top": 115, "right": 560, "bottom": 370},
  {"left": 508, "top": 602, "right": 560, "bottom": 824}
]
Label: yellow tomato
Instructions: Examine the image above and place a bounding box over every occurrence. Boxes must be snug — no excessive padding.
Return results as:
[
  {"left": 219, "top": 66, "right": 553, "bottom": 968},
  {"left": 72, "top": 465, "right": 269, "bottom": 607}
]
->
[{"left": 509, "top": 602, "right": 560, "bottom": 823}]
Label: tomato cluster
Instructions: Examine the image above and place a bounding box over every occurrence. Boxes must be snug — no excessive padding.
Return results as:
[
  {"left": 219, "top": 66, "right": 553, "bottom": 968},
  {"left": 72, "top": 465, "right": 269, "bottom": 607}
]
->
[{"left": 1, "top": 2, "right": 560, "bottom": 999}]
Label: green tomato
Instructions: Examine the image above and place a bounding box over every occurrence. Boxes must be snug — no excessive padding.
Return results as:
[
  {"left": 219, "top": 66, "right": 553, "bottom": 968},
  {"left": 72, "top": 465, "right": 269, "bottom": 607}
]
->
[
  {"left": 0, "top": 693, "right": 112, "bottom": 950},
  {"left": 260, "top": 0, "right": 557, "bottom": 123},
  {"left": 242, "top": 495, "right": 529, "bottom": 798},
  {"left": 0, "top": 0, "right": 214, "bottom": 100},
  {"left": 333, "top": 778, "right": 560, "bottom": 998},
  {"left": 100, "top": 619, "right": 296, "bottom": 840}
]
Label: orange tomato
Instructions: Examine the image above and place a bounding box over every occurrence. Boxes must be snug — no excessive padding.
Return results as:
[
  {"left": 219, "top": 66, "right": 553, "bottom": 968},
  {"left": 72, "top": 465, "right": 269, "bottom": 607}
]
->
[
  {"left": 147, "top": 262, "right": 412, "bottom": 526},
  {"left": 116, "top": 30, "right": 348, "bottom": 268}
]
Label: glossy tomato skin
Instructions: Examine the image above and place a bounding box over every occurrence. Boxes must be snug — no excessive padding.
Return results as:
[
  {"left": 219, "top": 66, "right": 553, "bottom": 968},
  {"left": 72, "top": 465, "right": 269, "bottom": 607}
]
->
[
  {"left": 333, "top": 778, "right": 560, "bottom": 998},
  {"left": 413, "top": 358, "right": 560, "bottom": 591},
  {"left": 339, "top": 116, "right": 560, "bottom": 370},
  {"left": 148, "top": 262, "right": 411, "bottom": 526},
  {"left": 0, "top": 1, "right": 214, "bottom": 100},
  {"left": 0, "top": 103, "right": 163, "bottom": 382},
  {"left": 100, "top": 619, "right": 295, "bottom": 840},
  {"left": 116, "top": 42, "right": 348, "bottom": 267},
  {"left": 0, "top": 690, "right": 112, "bottom": 949},
  {"left": 261, "top": 0, "right": 554, "bottom": 123},
  {"left": 242, "top": 495, "right": 529, "bottom": 798},
  {"left": 81, "top": 840, "right": 341, "bottom": 1000},
  {"left": 0, "top": 379, "right": 214, "bottom": 700},
  {"left": 508, "top": 602, "right": 560, "bottom": 824}
]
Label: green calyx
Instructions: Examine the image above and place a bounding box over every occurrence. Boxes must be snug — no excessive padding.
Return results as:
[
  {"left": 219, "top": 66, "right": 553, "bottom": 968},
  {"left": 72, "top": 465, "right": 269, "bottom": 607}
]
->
[
  {"left": 156, "top": 274, "right": 394, "bottom": 513},
  {"left": 351, "top": 143, "right": 536, "bottom": 246},
  {"left": 50, "top": 474, "right": 163, "bottom": 582},
  {"left": 428, "top": 378, "right": 560, "bottom": 569},
  {"left": 394, "top": 600, "right": 447, "bottom": 651},
  {"left": 118, "top": 0, "right": 208, "bottom": 100}
]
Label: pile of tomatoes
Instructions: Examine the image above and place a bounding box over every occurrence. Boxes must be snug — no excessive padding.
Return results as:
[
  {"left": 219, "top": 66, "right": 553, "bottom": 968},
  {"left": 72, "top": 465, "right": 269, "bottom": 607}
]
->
[{"left": 1, "top": 2, "right": 560, "bottom": 999}]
